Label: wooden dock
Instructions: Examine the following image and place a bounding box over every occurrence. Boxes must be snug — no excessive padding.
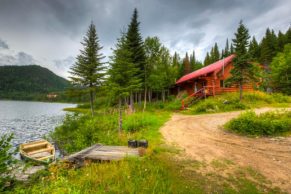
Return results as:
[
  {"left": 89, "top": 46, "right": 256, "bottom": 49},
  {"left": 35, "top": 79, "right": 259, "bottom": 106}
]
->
[{"left": 65, "top": 144, "right": 142, "bottom": 164}]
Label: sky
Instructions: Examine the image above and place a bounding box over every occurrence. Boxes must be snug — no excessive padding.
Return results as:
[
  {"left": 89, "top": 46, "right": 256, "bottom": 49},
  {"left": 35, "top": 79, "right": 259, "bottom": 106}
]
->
[{"left": 0, "top": 0, "right": 290, "bottom": 78}]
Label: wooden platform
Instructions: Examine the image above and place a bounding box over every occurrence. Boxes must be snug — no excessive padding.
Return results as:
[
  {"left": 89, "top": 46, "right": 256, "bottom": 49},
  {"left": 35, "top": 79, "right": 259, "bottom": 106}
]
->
[{"left": 65, "top": 144, "right": 142, "bottom": 164}]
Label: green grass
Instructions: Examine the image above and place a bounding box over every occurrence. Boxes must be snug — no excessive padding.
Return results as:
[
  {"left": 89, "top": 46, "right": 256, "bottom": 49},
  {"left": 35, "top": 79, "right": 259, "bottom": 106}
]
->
[
  {"left": 8, "top": 105, "right": 286, "bottom": 193},
  {"left": 225, "top": 110, "right": 291, "bottom": 136},
  {"left": 185, "top": 91, "right": 291, "bottom": 114}
]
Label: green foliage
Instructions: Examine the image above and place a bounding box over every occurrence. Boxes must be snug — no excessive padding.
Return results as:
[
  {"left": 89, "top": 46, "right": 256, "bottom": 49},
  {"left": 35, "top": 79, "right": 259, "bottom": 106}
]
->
[
  {"left": 228, "top": 20, "right": 260, "bottom": 100},
  {"left": 270, "top": 44, "right": 291, "bottom": 95},
  {"left": 52, "top": 111, "right": 170, "bottom": 154},
  {"left": 108, "top": 32, "right": 141, "bottom": 99},
  {"left": 70, "top": 22, "right": 106, "bottom": 115},
  {"left": 0, "top": 134, "right": 16, "bottom": 191},
  {"left": 187, "top": 91, "right": 291, "bottom": 114},
  {"left": 0, "top": 65, "right": 70, "bottom": 100},
  {"left": 126, "top": 8, "right": 147, "bottom": 87},
  {"left": 225, "top": 110, "right": 291, "bottom": 136}
]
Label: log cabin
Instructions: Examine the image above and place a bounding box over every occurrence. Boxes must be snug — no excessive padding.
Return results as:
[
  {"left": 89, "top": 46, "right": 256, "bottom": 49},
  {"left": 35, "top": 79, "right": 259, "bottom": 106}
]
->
[{"left": 175, "top": 54, "right": 255, "bottom": 108}]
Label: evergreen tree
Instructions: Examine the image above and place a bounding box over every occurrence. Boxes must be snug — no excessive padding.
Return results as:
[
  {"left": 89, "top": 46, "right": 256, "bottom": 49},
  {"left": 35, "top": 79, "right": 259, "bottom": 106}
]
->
[
  {"left": 249, "top": 36, "right": 260, "bottom": 61},
  {"left": 204, "top": 52, "right": 211, "bottom": 66},
  {"left": 183, "top": 52, "right": 191, "bottom": 75},
  {"left": 70, "top": 22, "right": 105, "bottom": 116},
  {"left": 108, "top": 32, "right": 141, "bottom": 133},
  {"left": 228, "top": 20, "right": 259, "bottom": 100},
  {"left": 190, "top": 50, "right": 196, "bottom": 71},
  {"left": 126, "top": 8, "right": 146, "bottom": 109},
  {"left": 286, "top": 27, "right": 291, "bottom": 44},
  {"left": 221, "top": 49, "right": 225, "bottom": 59},
  {"left": 224, "top": 38, "right": 230, "bottom": 57},
  {"left": 277, "top": 31, "right": 286, "bottom": 52},
  {"left": 230, "top": 43, "right": 234, "bottom": 54},
  {"left": 259, "top": 28, "right": 278, "bottom": 65},
  {"left": 213, "top": 42, "right": 220, "bottom": 61}
]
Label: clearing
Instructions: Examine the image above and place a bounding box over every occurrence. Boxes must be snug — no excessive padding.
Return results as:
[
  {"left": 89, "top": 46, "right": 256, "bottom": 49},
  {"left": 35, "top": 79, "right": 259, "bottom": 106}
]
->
[{"left": 161, "top": 107, "right": 291, "bottom": 192}]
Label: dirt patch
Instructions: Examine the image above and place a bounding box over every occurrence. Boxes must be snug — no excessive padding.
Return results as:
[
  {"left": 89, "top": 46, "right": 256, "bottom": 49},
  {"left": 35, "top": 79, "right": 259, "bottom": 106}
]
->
[{"left": 160, "top": 108, "right": 291, "bottom": 192}]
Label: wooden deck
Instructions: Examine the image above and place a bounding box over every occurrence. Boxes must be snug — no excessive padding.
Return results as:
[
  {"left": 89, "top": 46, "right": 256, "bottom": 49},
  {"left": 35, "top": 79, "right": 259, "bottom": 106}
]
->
[{"left": 65, "top": 144, "right": 142, "bottom": 164}]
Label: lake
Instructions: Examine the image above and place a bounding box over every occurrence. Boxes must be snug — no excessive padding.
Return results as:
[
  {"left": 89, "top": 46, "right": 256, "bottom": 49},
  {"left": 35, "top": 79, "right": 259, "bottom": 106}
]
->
[{"left": 0, "top": 100, "right": 75, "bottom": 147}]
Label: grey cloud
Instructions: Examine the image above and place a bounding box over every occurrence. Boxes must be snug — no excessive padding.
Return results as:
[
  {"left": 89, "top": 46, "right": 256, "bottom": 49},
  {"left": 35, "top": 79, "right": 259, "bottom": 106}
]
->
[
  {"left": 0, "top": 51, "right": 36, "bottom": 66},
  {"left": 0, "top": 0, "right": 290, "bottom": 75},
  {"left": 0, "top": 39, "right": 9, "bottom": 49}
]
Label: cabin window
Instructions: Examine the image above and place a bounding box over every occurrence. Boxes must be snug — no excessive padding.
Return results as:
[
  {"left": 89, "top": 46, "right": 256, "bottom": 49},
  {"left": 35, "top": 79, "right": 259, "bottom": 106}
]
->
[{"left": 220, "top": 80, "right": 224, "bottom": 88}]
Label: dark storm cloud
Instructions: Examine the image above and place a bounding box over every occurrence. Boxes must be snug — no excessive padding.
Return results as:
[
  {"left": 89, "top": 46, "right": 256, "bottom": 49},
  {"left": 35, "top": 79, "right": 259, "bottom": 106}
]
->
[{"left": 0, "top": 0, "right": 290, "bottom": 77}]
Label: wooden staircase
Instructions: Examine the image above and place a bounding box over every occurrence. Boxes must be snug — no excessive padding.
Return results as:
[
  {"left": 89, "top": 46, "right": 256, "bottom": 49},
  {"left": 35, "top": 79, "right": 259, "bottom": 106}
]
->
[{"left": 181, "top": 86, "right": 215, "bottom": 110}]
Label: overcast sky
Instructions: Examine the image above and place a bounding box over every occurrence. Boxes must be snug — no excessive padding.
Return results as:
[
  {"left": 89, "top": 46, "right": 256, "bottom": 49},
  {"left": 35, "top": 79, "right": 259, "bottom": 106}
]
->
[{"left": 0, "top": 0, "right": 290, "bottom": 78}]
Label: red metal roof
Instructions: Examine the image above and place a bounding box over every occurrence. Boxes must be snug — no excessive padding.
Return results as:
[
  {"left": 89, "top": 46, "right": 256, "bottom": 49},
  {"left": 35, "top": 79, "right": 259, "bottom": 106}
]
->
[{"left": 176, "top": 54, "right": 235, "bottom": 84}]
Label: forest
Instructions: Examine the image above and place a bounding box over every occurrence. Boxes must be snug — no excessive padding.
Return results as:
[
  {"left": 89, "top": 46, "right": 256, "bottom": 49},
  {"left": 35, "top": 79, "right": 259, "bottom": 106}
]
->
[{"left": 1, "top": 7, "right": 291, "bottom": 194}]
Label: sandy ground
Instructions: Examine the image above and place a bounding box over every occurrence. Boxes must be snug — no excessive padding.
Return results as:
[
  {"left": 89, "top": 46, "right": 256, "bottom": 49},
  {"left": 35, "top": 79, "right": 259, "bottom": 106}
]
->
[{"left": 160, "top": 108, "right": 291, "bottom": 192}]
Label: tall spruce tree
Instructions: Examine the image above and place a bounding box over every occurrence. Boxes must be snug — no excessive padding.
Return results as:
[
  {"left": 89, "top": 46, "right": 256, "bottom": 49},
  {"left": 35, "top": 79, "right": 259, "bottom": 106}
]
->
[
  {"left": 249, "top": 36, "right": 260, "bottom": 61},
  {"left": 190, "top": 51, "right": 196, "bottom": 71},
  {"left": 108, "top": 32, "right": 141, "bottom": 133},
  {"left": 183, "top": 52, "right": 191, "bottom": 75},
  {"left": 224, "top": 38, "right": 230, "bottom": 57},
  {"left": 204, "top": 52, "right": 211, "bottom": 66},
  {"left": 126, "top": 8, "right": 146, "bottom": 110},
  {"left": 70, "top": 22, "right": 105, "bottom": 116},
  {"left": 228, "top": 20, "right": 259, "bottom": 101},
  {"left": 260, "top": 28, "right": 278, "bottom": 65},
  {"left": 230, "top": 43, "right": 234, "bottom": 54}
]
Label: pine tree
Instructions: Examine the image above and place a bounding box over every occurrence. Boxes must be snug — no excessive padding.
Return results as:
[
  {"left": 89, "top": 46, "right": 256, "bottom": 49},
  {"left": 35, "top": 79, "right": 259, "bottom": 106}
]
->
[
  {"left": 213, "top": 42, "right": 220, "bottom": 61},
  {"left": 126, "top": 8, "right": 146, "bottom": 109},
  {"left": 260, "top": 28, "right": 278, "bottom": 65},
  {"left": 183, "top": 52, "right": 191, "bottom": 75},
  {"left": 228, "top": 20, "right": 259, "bottom": 101},
  {"left": 224, "top": 38, "right": 230, "bottom": 57},
  {"left": 70, "top": 22, "right": 105, "bottom": 116},
  {"left": 277, "top": 31, "right": 286, "bottom": 52},
  {"left": 190, "top": 50, "right": 196, "bottom": 71},
  {"left": 249, "top": 36, "right": 260, "bottom": 61},
  {"left": 108, "top": 32, "right": 141, "bottom": 133},
  {"left": 204, "top": 52, "right": 211, "bottom": 66},
  {"left": 230, "top": 43, "right": 234, "bottom": 54}
]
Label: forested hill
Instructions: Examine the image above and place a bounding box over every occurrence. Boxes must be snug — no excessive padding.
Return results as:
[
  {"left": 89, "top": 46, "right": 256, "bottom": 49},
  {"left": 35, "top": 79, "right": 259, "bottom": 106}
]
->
[{"left": 0, "top": 65, "right": 70, "bottom": 98}]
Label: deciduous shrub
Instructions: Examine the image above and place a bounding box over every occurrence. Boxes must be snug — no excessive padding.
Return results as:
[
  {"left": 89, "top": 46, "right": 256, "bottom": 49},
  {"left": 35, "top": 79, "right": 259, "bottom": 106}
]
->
[
  {"left": 0, "top": 134, "right": 16, "bottom": 191},
  {"left": 225, "top": 110, "right": 291, "bottom": 136}
]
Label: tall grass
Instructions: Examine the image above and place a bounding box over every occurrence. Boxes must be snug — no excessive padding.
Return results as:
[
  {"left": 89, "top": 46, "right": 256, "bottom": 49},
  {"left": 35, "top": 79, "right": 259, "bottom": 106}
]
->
[
  {"left": 225, "top": 110, "right": 291, "bottom": 136},
  {"left": 52, "top": 111, "right": 170, "bottom": 154},
  {"left": 187, "top": 91, "right": 291, "bottom": 114}
]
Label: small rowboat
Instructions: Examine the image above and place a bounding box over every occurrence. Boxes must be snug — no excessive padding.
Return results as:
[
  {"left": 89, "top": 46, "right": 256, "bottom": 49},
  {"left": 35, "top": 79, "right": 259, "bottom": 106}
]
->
[{"left": 20, "top": 139, "right": 55, "bottom": 164}]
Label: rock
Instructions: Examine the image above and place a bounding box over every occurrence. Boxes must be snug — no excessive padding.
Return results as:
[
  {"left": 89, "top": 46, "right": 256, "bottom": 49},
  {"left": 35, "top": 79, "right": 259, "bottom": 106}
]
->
[{"left": 14, "top": 165, "right": 46, "bottom": 181}]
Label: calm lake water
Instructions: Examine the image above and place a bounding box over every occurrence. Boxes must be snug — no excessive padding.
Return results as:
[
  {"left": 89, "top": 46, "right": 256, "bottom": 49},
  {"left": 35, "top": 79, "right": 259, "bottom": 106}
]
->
[{"left": 0, "top": 100, "right": 75, "bottom": 147}]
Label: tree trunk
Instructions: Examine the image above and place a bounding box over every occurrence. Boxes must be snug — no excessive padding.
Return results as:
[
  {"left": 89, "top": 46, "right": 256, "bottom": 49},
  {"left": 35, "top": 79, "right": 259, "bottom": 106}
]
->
[
  {"left": 89, "top": 87, "right": 94, "bottom": 116},
  {"left": 239, "top": 82, "right": 243, "bottom": 101},
  {"left": 148, "top": 89, "right": 152, "bottom": 103},
  {"left": 130, "top": 92, "right": 134, "bottom": 113},
  {"left": 143, "top": 87, "right": 147, "bottom": 111},
  {"left": 118, "top": 98, "right": 122, "bottom": 134},
  {"left": 138, "top": 92, "right": 142, "bottom": 106},
  {"left": 135, "top": 92, "right": 138, "bottom": 103},
  {"left": 162, "top": 89, "right": 165, "bottom": 102}
]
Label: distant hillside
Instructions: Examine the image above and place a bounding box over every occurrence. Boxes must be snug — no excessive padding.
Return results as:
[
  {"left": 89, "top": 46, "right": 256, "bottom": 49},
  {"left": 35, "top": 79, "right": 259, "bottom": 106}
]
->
[{"left": 0, "top": 65, "right": 70, "bottom": 100}]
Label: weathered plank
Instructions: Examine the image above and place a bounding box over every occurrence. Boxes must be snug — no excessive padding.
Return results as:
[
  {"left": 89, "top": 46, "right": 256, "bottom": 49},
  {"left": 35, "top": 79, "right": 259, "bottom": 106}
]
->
[{"left": 65, "top": 144, "right": 141, "bottom": 164}]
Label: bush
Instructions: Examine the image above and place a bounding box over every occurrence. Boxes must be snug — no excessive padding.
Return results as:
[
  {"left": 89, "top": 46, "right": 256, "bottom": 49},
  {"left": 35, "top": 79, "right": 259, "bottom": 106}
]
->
[
  {"left": 0, "top": 134, "right": 17, "bottom": 191},
  {"left": 52, "top": 111, "right": 170, "bottom": 154},
  {"left": 187, "top": 91, "right": 290, "bottom": 114},
  {"left": 225, "top": 110, "right": 291, "bottom": 136}
]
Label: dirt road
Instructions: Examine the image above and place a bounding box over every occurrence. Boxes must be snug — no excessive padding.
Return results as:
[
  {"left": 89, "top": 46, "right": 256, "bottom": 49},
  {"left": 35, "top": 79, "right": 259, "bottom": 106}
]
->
[{"left": 160, "top": 108, "right": 291, "bottom": 192}]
